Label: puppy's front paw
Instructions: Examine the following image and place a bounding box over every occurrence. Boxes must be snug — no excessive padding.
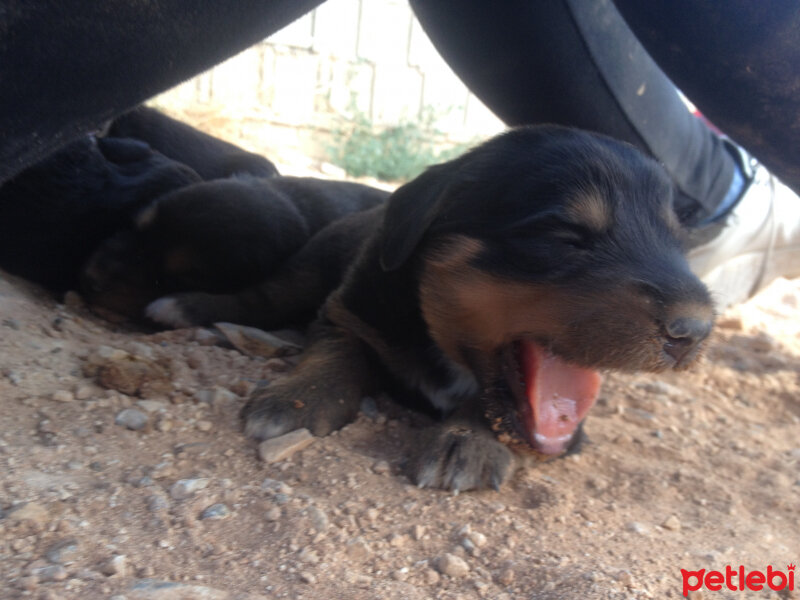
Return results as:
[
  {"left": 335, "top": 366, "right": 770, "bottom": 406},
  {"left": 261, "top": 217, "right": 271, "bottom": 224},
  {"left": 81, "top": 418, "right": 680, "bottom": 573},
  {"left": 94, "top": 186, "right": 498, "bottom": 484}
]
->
[
  {"left": 146, "top": 293, "right": 219, "bottom": 328},
  {"left": 409, "top": 424, "right": 514, "bottom": 493},
  {"left": 241, "top": 380, "right": 361, "bottom": 441}
]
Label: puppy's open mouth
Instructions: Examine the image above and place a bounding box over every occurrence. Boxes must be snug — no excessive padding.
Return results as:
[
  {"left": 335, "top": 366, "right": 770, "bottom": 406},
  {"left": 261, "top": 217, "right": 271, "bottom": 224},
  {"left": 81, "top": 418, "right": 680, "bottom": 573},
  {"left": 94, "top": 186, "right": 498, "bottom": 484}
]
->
[{"left": 501, "top": 340, "right": 602, "bottom": 455}]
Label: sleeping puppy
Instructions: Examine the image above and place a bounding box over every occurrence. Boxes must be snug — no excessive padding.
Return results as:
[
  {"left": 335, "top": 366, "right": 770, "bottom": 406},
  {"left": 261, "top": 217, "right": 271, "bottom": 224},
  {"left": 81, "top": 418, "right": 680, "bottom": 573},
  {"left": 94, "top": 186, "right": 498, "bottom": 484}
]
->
[
  {"left": 81, "top": 176, "right": 389, "bottom": 319},
  {"left": 0, "top": 135, "right": 200, "bottom": 292},
  {"left": 0, "top": 107, "right": 279, "bottom": 293},
  {"left": 149, "top": 125, "right": 714, "bottom": 492},
  {"left": 106, "top": 106, "right": 280, "bottom": 180}
]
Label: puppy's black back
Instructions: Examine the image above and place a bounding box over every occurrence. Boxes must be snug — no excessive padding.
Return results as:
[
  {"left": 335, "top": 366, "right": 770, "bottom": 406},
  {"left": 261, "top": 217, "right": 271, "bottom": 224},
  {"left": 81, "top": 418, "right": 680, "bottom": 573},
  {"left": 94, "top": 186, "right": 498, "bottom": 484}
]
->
[{"left": 108, "top": 106, "right": 280, "bottom": 180}]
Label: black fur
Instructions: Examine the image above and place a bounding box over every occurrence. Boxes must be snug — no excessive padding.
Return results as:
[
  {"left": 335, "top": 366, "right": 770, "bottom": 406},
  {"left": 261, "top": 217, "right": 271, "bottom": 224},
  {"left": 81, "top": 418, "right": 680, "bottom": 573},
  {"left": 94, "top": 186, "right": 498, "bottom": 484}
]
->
[
  {"left": 107, "top": 106, "right": 279, "bottom": 180},
  {"left": 82, "top": 177, "right": 389, "bottom": 318},
  {"left": 0, "top": 135, "right": 199, "bottom": 291},
  {"left": 150, "top": 125, "right": 715, "bottom": 492}
]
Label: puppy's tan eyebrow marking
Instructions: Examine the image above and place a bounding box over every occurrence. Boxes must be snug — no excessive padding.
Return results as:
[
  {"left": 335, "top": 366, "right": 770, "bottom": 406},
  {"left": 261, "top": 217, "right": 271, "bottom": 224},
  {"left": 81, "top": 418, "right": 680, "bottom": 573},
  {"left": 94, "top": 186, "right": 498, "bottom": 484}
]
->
[{"left": 566, "top": 191, "right": 612, "bottom": 231}]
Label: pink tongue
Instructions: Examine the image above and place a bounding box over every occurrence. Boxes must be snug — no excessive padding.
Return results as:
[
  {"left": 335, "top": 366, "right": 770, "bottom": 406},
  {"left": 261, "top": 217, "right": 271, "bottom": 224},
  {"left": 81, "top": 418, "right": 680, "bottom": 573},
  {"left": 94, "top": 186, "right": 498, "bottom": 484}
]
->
[{"left": 520, "top": 341, "right": 602, "bottom": 455}]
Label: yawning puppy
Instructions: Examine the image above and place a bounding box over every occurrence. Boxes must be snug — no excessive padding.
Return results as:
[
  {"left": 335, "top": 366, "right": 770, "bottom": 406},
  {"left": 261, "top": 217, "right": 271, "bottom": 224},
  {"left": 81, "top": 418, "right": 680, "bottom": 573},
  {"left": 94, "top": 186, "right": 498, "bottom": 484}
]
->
[{"left": 149, "top": 125, "right": 714, "bottom": 492}]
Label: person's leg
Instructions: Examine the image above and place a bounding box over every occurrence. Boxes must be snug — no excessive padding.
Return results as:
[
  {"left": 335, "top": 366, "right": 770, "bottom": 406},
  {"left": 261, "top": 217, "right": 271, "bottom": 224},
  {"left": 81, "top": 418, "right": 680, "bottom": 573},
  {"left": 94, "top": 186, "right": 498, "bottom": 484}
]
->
[
  {"left": 613, "top": 0, "right": 800, "bottom": 198},
  {"left": 0, "top": 0, "right": 324, "bottom": 185},
  {"left": 409, "top": 0, "right": 735, "bottom": 226}
]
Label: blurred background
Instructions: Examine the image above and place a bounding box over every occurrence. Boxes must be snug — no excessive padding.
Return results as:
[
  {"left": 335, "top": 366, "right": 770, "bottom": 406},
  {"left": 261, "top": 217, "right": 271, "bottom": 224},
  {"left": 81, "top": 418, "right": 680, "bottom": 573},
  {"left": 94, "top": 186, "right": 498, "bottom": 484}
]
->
[{"left": 151, "top": 0, "right": 505, "bottom": 185}]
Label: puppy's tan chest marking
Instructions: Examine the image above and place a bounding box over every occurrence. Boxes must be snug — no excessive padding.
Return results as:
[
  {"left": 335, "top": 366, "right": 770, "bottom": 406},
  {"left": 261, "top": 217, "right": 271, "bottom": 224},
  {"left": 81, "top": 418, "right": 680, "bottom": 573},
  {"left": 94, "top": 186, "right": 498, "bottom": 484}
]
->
[{"left": 325, "top": 292, "right": 477, "bottom": 411}]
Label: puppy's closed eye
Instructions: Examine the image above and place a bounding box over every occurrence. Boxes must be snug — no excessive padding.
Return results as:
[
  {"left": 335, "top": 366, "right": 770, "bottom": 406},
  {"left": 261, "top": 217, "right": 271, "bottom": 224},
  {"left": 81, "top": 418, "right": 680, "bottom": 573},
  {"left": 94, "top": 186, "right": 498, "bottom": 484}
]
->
[{"left": 547, "top": 223, "right": 596, "bottom": 250}]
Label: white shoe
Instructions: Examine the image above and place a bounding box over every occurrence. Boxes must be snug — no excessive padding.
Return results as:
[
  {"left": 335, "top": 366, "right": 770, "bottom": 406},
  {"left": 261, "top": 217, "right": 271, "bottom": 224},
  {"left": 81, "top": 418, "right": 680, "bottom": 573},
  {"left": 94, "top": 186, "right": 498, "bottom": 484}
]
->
[{"left": 688, "top": 151, "right": 800, "bottom": 311}]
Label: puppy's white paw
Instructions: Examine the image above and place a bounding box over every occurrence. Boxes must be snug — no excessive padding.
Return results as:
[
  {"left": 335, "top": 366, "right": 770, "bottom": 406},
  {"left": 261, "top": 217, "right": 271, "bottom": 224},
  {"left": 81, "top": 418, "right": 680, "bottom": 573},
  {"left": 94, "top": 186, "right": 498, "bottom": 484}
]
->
[{"left": 146, "top": 297, "right": 193, "bottom": 328}]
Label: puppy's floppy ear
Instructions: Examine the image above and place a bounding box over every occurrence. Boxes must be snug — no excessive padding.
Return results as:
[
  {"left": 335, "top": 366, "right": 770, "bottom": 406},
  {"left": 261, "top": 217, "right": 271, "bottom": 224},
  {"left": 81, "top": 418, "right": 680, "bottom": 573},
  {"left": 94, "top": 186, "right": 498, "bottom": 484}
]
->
[{"left": 379, "top": 161, "right": 457, "bottom": 271}]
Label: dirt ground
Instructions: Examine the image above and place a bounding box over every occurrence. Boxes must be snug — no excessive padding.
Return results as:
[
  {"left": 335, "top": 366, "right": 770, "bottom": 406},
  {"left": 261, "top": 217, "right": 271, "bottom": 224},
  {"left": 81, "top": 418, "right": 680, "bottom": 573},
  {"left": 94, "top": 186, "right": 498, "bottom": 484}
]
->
[
  {"left": 0, "top": 266, "right": 798, "bottom": 600},
  {"left": 2, "top": 113, "right": 799, "bottom": 599}
]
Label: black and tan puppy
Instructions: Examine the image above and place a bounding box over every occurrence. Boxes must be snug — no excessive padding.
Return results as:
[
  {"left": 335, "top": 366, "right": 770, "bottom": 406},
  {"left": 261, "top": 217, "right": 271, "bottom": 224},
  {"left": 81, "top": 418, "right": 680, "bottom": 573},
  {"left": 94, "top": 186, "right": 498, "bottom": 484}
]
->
[
  {"left": 81, "top": 176, "right": 389, "bottom": 318},
  {"left": 149, "top": 125, "right": 714, "bottom": 492}
]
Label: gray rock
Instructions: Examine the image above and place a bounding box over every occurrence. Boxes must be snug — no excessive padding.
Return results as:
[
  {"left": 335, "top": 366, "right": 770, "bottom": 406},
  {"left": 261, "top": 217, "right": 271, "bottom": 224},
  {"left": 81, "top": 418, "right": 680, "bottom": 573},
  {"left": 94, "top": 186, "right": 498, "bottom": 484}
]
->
[
  {"left": 307, "top": 506, "right": 329, "bottom": 532},
  {"left": 45, "top": 538, "right": 80, "bottom": 564},
  {"left": 146, "top": 494, "right": 169, "bottom": 513},
  {"left": 115, "top": 408, "right": 149, "bottom": 431},
  {"left": 33, "top": 564, "right": 68, "bottom": 582},
  {"left": 199, "top": 503, "right": 231, "bottom": 520},
  {"left": 260, "top": 478, "right": 292, "bottom": 495},
  {"left": 193, "top": 387, "right": 237, "bottom": 408},
  {"left": 169, "top": 478, "right": 209, "bottom": 500},
  {"left": 102, "top": 554, "right": 129, "bottom": 577}
]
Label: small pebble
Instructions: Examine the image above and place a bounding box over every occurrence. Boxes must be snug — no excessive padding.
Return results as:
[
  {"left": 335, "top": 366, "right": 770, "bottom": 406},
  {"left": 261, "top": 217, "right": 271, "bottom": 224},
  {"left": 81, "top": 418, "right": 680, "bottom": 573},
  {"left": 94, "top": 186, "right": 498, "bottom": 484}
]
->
[
  {"left": 617, "top": 571, "right": 634, "bottom": 588},
  {"left": 7, "top": 502, "right": 50, "bottom": 527},
  {"left": 34, "top": 564, "right": 68, "bottom": 582},
  {"left": 146, "top": 494, "right": 169, "bottom": 513},
  {"left": 345, "top": 539, "right": 370, "bottom": 561},
  {"left": 101, "top": 555, "right": 128, "bottom": 577},
  {"left": 136, "top": 400, "right": 168, "bottom": 413},
  {"left": 423, "top": 568, "right": 441, "bottom": 585},
  {"left": 45, "top": 539, "right": 79, "bottom": 564},
  {"left": 497, "top": 568, "right": 515, "bottom": 586},
  {"left": 388, "top": 533, "right": 408, "bottom": 547},
  {"left": 115, "top": 408, "right": 149, "bottom": 431},
  {"left": 17, "top": 575, "right": 38, "bottom": 591},
  {"left": 436, "top": 553, "right": 469, "bottom": 578},
  {"left": 625, "top": 521, "right": 649, "bottom": 535},
  {"left": 169, "top": 478, "right": 209, "bottom": 500},
  {"left": 52, "top": 390, "right": 74, "bottom": 403},
  {"left": 75, "top": 385, "right": 95, "bottom": 400},
  {"left": 264, "top": 507, "right": 282, "bottom": 521},
  {"left": 193, "top": 387, "right": 237, "bottom": 407},
  {"left": 372, "top": 460, "right": 390, "bottom": 475},
  {"left": 662, "top": 514, "right": 681, "bottom": 531},
  {"left": 199, "top": 503, "right": 230, "bottom": 520},
  {"left": 261, "top": 478, "right": 293, "bottom": 495},
  {"left": 258, "top": 428, "right": 314, "bottom": 464},
  {"left": 299, "top": 571, "right": 317, "bottom": 584},
  {"left": 194, "top": 328, "right": 222, "bottom": 346},
  {"left": 307, "top": 506, "right": 328, "bottom": 532},
  {"left": 196, "top": 420, "right": 213, "bottom": 432},
  {"left": 298, "top": 547, "right": 319, "bottom": 564}
]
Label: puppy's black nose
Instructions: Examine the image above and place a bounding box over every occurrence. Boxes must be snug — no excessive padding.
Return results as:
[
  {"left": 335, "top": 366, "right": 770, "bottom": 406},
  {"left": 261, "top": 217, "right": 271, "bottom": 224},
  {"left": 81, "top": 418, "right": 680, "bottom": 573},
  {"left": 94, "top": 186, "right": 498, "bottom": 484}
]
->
[{"left": 662, "top": 317, "right": 713, "bottom": 365}]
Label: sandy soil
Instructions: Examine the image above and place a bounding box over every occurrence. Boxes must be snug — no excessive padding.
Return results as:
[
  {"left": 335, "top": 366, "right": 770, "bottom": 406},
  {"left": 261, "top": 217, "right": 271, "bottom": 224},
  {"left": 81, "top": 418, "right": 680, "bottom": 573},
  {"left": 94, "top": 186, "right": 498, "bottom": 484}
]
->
[{"left": 1, "top": 260, "right": 798, "bottom": 600}]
